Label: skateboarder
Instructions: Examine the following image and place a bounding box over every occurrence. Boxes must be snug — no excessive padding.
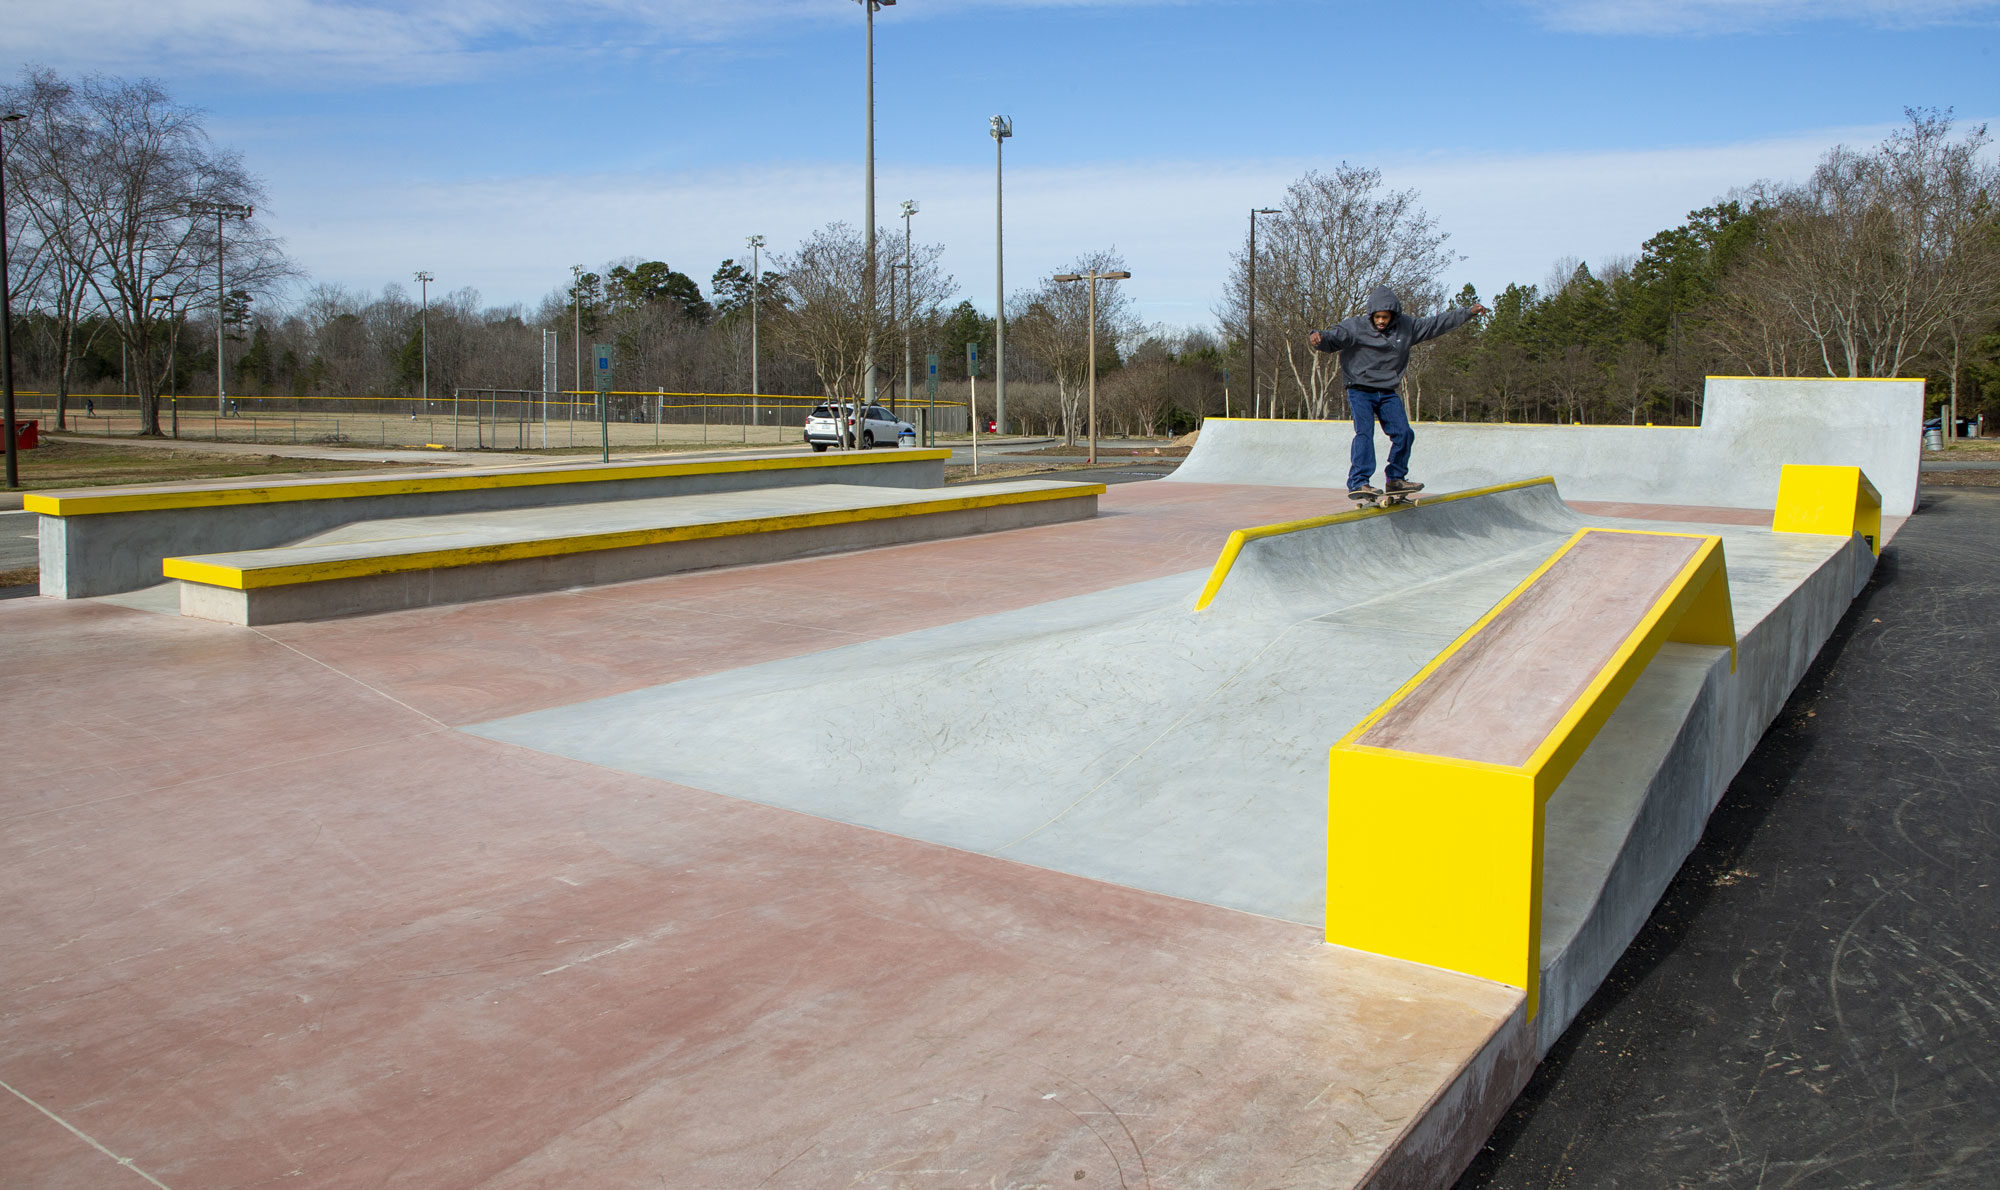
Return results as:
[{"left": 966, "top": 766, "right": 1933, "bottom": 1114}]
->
[{"left": 1307, "top": 285, "right": 1487, "bottom": 504}]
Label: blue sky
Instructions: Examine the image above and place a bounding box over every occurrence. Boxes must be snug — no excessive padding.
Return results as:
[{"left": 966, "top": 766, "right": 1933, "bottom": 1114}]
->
[{"left": 11, "top": 1, "right": 1999, "bottom": 328}]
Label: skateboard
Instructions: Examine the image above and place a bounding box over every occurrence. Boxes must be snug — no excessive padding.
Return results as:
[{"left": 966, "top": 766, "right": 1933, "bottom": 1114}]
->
[{"left": 1348, "top": 490, "right": 1420, "bottom": 510}]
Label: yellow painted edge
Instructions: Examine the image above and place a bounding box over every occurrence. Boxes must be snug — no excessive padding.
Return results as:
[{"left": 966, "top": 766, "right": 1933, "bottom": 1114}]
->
[
  {"left": 1516, "top": 535, "right": 1727, "bottom": 789},
  {"left": 1191, "top": 476, "right": 1558, "bottom": 611},
  {"left": 165, "top": 483, "right": 1104, "bottom": 590},
  {"left": 1706, "top": 375, "right": 1923, "bottom": 383},
  {"left": 30, "top": 449, "right": 955, "bottom": 517}
]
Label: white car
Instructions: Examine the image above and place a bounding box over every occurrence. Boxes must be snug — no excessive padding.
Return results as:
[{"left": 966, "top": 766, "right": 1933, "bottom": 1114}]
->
[{"left": 804, "top": 402, "right": 915, "bottom": 451}]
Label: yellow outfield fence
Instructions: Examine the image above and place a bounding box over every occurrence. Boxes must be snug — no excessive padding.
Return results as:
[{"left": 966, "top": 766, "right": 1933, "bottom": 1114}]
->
[{"left": 10, "top": 390, "right": 977, "bottom": 451}]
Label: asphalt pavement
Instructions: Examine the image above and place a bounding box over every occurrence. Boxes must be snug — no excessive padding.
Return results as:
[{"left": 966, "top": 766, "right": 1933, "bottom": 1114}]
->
[{"left": 1458, "top": 486, "right": 2000, "bottom": 1188}]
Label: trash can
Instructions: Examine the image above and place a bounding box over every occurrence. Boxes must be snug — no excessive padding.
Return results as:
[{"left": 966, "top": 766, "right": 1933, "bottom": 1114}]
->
[
  {"left": 1924, "top": 426, "right": 1944, "bottom": 451},
  {"left": 898, "top": 425, "right": 917, "bottom": 449}
]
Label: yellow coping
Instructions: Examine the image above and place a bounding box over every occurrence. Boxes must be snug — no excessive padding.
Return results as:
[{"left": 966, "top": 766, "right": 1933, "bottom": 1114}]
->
[
  {"left": 163, "top": 483, "right": 1103, "bottom": 591},
  {"left": 1325, "top": 527, "right": 1737, "bottom": 1019},
  {"left": 22, "top": 449, "right": 954, "bottom": 518},
  {"left": 1192, "top": 476, "right": 1557, "bottom": 611},
  {"left": 1771, "top": 464, "right": 1882, "bottom": 556}
]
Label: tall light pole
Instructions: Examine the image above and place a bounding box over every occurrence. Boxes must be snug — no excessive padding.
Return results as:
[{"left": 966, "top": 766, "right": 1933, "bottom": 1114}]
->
[
  {"left": 747, "top": 234, "right": 764, "bottom": 433},
  {"left": 1248, "top": 207, "right": 1277, "bottom": 419},
  {"left": 0, "top": 112, "right": 23, "bottom": 488},
  {"left": 1052, "top": 268, "right": 1131, "bottom": 465},
  {"left": 413, "top": 271, "right": 433, "bottom": 415},
  {"left": 900, "top": 199, "right": 917, "bottom": 420},
  {"left": 991, "top": 115, "right": 1012, "bottom": 435},
  {"left": 570, "top": 264, "right": 585, "bottom": 423},
  {"left": 189, "top": 200, "right": 253, "bottom": 418},
  {"left": 857, "top": 0, "right": 895, "bottom": 438}
]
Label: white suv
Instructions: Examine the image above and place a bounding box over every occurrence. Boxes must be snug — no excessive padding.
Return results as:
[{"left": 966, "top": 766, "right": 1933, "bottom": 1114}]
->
[{"left": 804, "top": 403, "right": 915, "bottom": 451}]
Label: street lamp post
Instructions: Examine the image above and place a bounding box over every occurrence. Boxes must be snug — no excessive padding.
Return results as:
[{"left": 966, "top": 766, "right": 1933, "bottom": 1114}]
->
[
  {"left": 900, "top": 199, "right": 917, "bottom": 419},
  {"left": 991, "top": 115, "right": 1012, "bottom": 435},
  {"left": 857, "top": 0, "right": 896, "bottom": 450},
  {"left": 1248, "top": 207, "right": 1277, "bottom": 419},
  {"left": 747, "top": 234, "right": 764, "bottom": 434},
  {"left": 570, "top": 264, "right": 584, "bottom": 425},
  {"left": 189, "top": 200, "right": 253, "bottom": 418},
  {"left": 0, "top": 111, "right": 24, "bottom": 488},
  {"left": 1052, "top": 268, "right": 1132, "bottom": 465},
  {"left": 414, "top": 271, "right": 433, "bottom": 416}
]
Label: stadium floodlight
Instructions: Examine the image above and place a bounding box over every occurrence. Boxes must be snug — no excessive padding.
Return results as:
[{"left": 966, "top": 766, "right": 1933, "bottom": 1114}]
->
[
  {"left": 189, "top": 200, "right": 254, "bottom": 418},
  {"left": 0, "top": 112, "right": 22, "bottom": 487},
  {"left": 991, "top": 116, "right": 1013, "bottom": 433},
  {"left": 414, "top": 272, "right": 434, "bottom": 414}
]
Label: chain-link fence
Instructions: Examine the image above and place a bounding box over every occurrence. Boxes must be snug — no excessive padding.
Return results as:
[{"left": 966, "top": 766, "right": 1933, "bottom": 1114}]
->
[{"left": 13, "top": 390, "right": 976, "bottom": 450}]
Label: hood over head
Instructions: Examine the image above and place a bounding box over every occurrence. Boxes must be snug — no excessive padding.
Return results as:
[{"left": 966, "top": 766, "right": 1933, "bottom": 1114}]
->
[{"left": 1366, "top": 285, "right": 1402, "bottom": 317}]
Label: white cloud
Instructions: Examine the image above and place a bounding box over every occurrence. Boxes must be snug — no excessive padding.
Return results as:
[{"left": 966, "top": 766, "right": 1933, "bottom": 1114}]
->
[
  {"left": 6, "top": 0, "right": 1204, "bottom": 82},
  {"left": 1525, "top": 0, "right": 2000, "bottom": 34},
  {"left": 263, "top": 123, "right": 1904, "bottom": 331}
]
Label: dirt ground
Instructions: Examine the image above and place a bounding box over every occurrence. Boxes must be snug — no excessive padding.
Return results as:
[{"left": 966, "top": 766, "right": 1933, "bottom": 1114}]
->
[{"left": 6, "top": 437, "right": 422, "bottom": 490}]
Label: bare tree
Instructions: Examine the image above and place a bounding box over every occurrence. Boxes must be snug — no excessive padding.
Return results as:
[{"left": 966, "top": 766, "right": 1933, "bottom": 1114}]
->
[
  {"left": 1008, "top": 250, "right": 1134, "bottom": 445},
  {"left": 1220, "top": 165, "right": 1458, "bottom": 419},
  {"left": 25, "top": 75, "right": 289, "bottom": 433},
  {"left": 1739, "top": 110, "right": 1998, "bottom": 383},
  {"left": 770, "top": 221, "right": 954, "bottom": 402}
]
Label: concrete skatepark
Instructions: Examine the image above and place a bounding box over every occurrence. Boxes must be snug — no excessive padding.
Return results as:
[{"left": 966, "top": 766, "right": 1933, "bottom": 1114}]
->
[{"left": 1, "top": 377, "right": 1920, "bottom": 1186}]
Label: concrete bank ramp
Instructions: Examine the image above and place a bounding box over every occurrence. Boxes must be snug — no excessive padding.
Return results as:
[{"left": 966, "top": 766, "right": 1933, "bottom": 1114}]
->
[
  {"left": 466, "top": 481, "right": 1593, "bottom": 925},
  {"left": 1169, "top": 375, "right": 1923, "bottom": 516}
]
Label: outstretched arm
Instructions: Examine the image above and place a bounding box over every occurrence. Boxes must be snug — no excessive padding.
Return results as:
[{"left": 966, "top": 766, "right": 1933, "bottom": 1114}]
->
[{"left": 1408, "top": 303, "right": 1490, "bottom": 344}]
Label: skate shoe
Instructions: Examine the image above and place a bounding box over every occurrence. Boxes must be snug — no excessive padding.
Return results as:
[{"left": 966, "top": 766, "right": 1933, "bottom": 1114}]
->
[
  {"left": 1348, "top": 484, "right": 1384, "bottom": 503},
  {"left": 1385, "top": 478, "right": 1425, "bottom": 494}
]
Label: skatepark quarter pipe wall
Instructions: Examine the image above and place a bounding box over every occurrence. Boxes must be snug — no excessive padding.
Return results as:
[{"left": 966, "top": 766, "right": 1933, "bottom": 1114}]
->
[{"left": 1170, "top": 376, "right": 1923, "bottom": 517}]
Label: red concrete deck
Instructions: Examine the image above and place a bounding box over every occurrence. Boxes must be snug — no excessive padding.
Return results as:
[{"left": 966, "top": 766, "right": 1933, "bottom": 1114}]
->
[{"left": 3, "top": 481, "right": 1540, "bottom": 1189}]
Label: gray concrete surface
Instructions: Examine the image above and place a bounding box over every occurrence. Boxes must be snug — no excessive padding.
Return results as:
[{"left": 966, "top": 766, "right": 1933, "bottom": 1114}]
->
[
  {"left": 39, "top": 451, "right": 948, "bottom": 598},
  {"left": 0, "top": 509, "right": 35, "bottom": 571},
  {"left": 1172, "top": 376, "right": 1924, "bottom": 516},
  {"left": 467, "top": 480, "right": 1864, "bottom": 1048},
  {"left": 174, "top": 480, "right": 1099, "bottom": 625}
]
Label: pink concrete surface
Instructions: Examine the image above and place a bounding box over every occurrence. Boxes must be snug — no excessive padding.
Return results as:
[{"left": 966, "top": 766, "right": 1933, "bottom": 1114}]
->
[
  {"left": 1, "top": 480, "right": 1534, "bottom": 1188},
  {"left": 256, "top": 480, "right": 1352, "bottom": 725}
]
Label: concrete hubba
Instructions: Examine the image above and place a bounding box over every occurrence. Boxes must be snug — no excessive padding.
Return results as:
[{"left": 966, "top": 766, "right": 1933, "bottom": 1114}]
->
[
  {"left": 29, "top": 449, "right": 950, "bottom": 598},
  {"left": 1170, "top": 376, "right": 1923, "bottom": 517},
  {"left": 1327, "top": 527, "right": 1736, "bottom": 1020},
  {"left": 168, "top": 481, "right": 1102, "bottom": 626}
]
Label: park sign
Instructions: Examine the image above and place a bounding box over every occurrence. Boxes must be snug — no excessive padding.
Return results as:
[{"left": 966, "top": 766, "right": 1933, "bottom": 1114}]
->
[{"left": 593, "top": 344, "right": 613, "bottom": 395}]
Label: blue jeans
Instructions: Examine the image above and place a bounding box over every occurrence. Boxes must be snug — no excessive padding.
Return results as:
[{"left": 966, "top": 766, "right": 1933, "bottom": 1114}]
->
[{"left": 1347, "top": 388, "right": 1414, "bottom": 491}]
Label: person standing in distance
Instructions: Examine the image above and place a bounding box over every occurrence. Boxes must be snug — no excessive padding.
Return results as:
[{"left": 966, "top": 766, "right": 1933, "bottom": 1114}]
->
[{"left": 1307, "top": 285, "right": 1487, "bottom": 502}]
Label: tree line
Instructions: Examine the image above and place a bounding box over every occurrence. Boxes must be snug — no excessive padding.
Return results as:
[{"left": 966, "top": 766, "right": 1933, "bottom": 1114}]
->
[{"left": 6, "top": 66, "right": 1997, "bottom": 439}]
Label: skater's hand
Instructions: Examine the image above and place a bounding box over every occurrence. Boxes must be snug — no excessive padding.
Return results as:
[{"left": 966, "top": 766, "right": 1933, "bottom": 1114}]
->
[
  {"left": 1471, "top": 304, "right": 1490, "bottom": 317},
  {"left": 1308, "top": 330, "right": 1323, "bottom": 350}
]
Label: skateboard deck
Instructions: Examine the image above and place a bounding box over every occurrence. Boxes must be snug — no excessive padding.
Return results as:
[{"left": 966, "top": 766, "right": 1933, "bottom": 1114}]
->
[{"left": 1349, "top": 491, "right": 1420, "bottom": 510}]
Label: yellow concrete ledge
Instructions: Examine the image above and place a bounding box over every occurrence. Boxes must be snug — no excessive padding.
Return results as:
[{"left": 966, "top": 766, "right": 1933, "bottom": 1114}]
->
[
  {"left": 1326, "top": 527, "right": 1736, "bottom": 1019},
  {"left": 1772, "top": 464, "right": 1882, "bottom": 556},
  {"left": 164, "top": 483, "right": 1103, "bottom": 590},
  {"left": 1192, "top": 476, "right": 1557, "bottom": 611},
  {"left": 25, "top": 449, "right": 953, "bottom": 517}
]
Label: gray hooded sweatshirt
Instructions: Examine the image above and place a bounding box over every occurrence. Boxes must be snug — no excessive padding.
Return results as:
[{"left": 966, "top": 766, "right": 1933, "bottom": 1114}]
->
[{"left": 1309, "top": 285, "right": 1479, "bottom": 392}]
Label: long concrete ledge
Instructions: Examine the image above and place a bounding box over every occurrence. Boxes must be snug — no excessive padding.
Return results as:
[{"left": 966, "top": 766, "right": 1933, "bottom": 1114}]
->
[
  {"left": 31, "top": 448, "right": 950, "bottom": 597},
  {"left": 168, "top": 480, "right": 1102, "bottom": 625}
]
